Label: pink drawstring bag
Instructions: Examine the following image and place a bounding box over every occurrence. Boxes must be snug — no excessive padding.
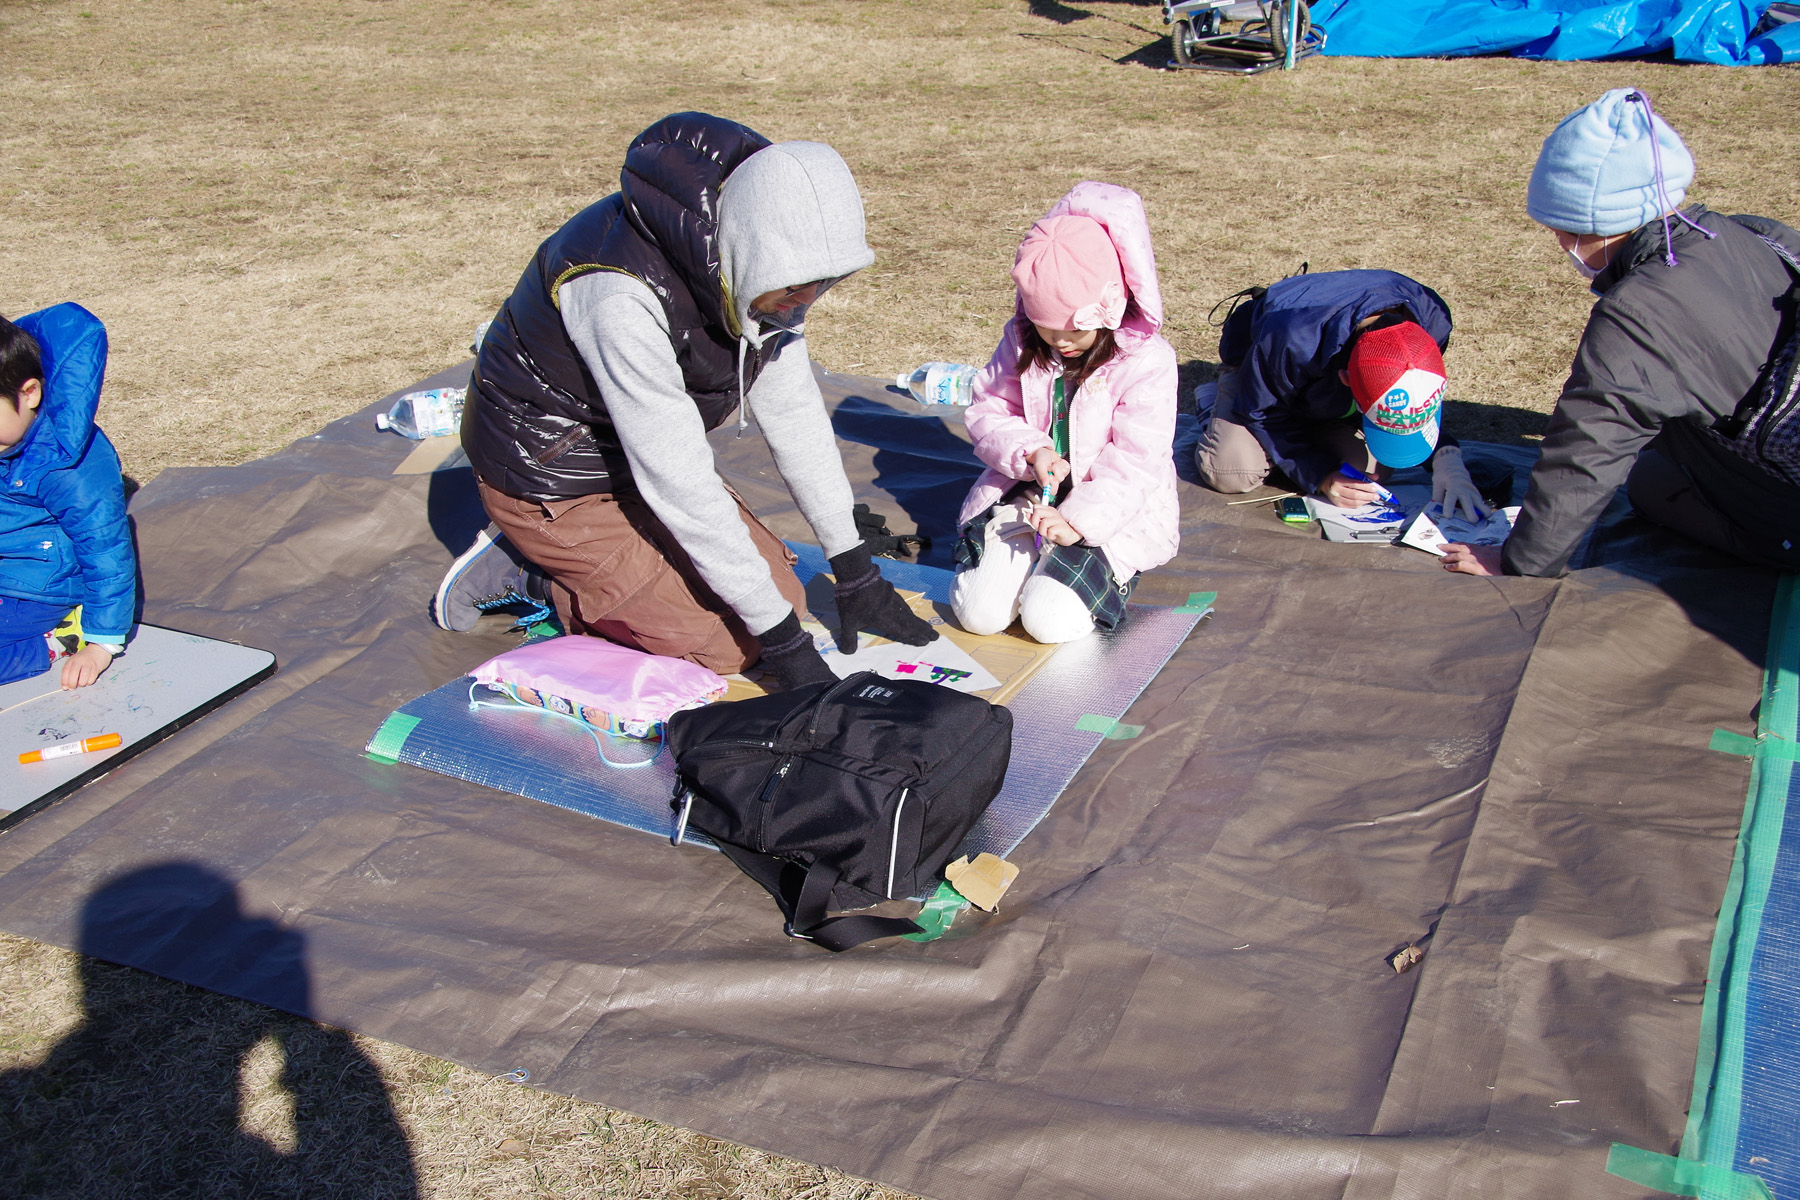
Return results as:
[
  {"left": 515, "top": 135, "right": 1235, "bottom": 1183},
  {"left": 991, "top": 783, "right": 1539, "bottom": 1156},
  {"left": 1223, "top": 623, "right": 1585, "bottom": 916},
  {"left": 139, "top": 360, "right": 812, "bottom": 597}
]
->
[{"left": 469, "top": 637, "right": 727, "bottom": 762}]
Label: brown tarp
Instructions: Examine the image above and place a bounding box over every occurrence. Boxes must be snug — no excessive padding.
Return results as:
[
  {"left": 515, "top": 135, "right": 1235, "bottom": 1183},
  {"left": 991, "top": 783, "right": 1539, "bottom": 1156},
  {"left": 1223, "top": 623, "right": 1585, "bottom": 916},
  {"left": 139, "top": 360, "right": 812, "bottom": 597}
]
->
[{"left": 0, "top": 367, "right": 1771, "bottom": 1199}]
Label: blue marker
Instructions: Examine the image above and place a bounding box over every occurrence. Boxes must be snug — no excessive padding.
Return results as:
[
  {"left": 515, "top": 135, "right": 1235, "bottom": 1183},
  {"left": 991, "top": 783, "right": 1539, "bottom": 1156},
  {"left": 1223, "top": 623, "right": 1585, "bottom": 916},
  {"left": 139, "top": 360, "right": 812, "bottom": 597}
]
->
[
  {"left": 1338, "top": 462, "right": 1401, "bottom": 507},
  {"left": 1337, "top": 462, "right": 1408, "bottom": 524}
]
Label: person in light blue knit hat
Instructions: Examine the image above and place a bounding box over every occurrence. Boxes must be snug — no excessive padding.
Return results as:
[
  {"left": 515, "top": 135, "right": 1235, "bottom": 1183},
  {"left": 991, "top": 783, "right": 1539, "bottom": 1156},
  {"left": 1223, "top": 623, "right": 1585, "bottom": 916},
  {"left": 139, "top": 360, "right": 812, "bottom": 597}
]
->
[
  {"left": 1525, "top": 86, "right": 1700, "bottom": 269},
  {"left": 1441, "top": 88, "right": 1800, "bottom": 579}
]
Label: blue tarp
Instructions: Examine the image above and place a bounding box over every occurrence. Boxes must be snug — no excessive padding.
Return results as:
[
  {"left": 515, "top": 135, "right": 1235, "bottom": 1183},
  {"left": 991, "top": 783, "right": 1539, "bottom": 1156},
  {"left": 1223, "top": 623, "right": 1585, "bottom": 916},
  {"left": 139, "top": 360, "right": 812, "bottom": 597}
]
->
[{"left": 1308, "top": 0, "right": 1800, "bottom": 62}]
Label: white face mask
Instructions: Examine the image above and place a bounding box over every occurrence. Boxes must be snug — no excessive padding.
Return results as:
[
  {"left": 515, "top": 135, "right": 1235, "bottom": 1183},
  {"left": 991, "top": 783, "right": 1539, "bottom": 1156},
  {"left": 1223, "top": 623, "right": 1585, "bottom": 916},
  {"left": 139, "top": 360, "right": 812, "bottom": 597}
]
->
[{"left": 1567, "top": 247, "right": 1601, "bottom": 280}]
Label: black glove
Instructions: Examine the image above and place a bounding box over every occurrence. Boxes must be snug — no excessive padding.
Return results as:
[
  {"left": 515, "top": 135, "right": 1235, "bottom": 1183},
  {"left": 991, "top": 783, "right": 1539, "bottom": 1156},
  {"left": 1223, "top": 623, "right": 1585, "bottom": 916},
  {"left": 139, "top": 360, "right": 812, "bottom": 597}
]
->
[
  {"left": 755, "top": 611, "right": 836, "bottom": 691},
  {"left": 829, "top": 543, "right": 939, "bottom": 655}
]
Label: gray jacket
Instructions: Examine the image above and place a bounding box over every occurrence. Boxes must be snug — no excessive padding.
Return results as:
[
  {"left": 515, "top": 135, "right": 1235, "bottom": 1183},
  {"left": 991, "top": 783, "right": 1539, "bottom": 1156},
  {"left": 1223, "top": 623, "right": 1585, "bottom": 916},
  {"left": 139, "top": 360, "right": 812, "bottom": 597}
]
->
[
  {"left": 1504, "top": 205, "right": 1800, "bottom": 577},
  {"left": 558, "top": 140, "right": 875, "bottom": 635}
]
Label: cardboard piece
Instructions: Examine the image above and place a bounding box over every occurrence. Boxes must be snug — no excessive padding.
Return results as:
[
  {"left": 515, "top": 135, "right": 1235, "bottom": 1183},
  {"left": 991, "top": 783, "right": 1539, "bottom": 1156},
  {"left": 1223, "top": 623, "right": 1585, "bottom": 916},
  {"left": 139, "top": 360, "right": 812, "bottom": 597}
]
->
[
  {"left": 944, "top": 853, "right": 1020, "bottom": 912},
  {"left": 390, "top": 434, "right": 468, "bottom": 475}
]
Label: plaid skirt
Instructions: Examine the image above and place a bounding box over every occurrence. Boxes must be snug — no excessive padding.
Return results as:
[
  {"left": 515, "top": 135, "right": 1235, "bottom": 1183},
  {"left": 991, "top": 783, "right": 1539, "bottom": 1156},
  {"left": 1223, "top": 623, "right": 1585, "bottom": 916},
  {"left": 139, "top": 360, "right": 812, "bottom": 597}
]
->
[{"left": 952, "top": 501, "right": 1137, "bottom": 632}]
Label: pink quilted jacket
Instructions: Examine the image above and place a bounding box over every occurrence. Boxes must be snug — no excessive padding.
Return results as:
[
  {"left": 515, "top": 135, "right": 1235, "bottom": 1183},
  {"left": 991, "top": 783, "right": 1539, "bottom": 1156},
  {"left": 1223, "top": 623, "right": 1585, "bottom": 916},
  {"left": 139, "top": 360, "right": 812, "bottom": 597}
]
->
[{"left": 957, "top": 181, "right": 1180, "bottom": 579}]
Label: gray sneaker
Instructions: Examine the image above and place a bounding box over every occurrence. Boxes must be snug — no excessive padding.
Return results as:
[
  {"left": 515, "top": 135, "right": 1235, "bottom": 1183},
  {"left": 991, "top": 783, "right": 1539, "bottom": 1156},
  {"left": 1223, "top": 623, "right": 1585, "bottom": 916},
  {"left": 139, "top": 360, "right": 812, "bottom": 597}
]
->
[{"left": 431, "top": 525, "right": 552, "bottom": 632}]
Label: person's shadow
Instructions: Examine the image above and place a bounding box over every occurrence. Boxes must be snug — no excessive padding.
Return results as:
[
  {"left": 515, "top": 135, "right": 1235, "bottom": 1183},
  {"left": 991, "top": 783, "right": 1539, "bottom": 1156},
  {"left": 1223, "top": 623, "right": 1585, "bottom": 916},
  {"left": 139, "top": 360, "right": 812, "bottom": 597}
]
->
[{"left": 0, "top": 863, "right": 419, "bottom": 1199}]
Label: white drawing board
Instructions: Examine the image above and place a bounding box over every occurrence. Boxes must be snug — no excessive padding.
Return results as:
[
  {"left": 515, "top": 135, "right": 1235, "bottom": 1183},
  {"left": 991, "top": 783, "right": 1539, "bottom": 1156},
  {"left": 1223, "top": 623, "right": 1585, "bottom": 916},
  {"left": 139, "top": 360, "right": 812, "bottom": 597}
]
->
[{"left": 0, "top": 624, "right": 276, "bottom": 824}]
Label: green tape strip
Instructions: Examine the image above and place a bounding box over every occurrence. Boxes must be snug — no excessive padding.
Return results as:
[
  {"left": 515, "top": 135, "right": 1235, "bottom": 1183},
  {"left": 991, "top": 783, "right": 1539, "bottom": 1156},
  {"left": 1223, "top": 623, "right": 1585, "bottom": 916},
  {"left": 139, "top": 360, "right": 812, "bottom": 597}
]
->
[
  {"left": 1605, "top": 1145, "right": 1773, "bottom": 1200},
  {"left": 903, "top": 879, "right": 969, "bottom": 942},
  {"left": 1175, "top": 590, "right": 1217, "bottom": 614},
  {"left": 1711, "top": 729, "right": 1760, "bottom": 756},
  {"left": 1709, "top": 728, "right": 1800, "bottom": 760},
  {"left": 1075, "top": 713, "right": 1144, "bottom": 740},
  {"left": 1645, "top": 574, "right": 1800, "bottom": 1198},
  {"left": 365, "top": 712, "right": 422, "bottom": 764}
]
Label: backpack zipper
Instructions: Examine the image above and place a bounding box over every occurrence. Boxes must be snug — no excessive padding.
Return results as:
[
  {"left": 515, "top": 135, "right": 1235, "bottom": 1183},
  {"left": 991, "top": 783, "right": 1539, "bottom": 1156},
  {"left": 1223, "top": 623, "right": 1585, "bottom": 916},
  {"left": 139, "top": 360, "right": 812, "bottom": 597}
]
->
[
  {"left": 754, "top": 758, "right": 793, "bottom": 853},
  {"left": 886, "top": 787, "right": 910, "bottom": 898},
  {"left": 804, "top": 674, "right": 860, "bottom": 742},
  {"left": 747, "top": 676, "right": 870, "bottom": 854}
]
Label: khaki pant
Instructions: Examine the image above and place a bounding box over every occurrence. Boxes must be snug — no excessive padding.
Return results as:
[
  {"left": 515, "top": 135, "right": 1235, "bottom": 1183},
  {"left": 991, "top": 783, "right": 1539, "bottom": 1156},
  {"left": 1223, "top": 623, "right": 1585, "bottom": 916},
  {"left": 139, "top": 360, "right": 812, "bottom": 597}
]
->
[
  {"left": 478, "top": 480, "right": 807, "bottom": 675},
  {"left": 1193, "top": 367, "right": 1377, "bottom": 495}
]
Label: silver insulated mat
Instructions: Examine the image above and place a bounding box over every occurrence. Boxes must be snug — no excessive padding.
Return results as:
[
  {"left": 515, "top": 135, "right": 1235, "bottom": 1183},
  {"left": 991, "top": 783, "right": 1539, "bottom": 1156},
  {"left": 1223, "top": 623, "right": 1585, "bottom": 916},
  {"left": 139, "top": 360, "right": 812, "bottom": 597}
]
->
[{"left": 367, "top": 555, "right": 1205, "bottom": 869}]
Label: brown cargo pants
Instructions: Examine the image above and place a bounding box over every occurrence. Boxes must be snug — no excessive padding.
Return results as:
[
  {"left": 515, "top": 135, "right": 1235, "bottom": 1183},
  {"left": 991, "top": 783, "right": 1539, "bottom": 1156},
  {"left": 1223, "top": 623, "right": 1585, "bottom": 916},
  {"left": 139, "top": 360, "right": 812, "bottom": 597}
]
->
[{"left": 478, "top": 480, "right": 808, "bottom": 675}]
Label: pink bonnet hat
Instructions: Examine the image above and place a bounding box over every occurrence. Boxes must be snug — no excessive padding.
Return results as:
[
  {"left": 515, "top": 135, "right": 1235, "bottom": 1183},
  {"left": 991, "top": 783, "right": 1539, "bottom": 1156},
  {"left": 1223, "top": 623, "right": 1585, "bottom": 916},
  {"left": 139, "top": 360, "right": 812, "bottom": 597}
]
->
[{"left": 1011, "top": 214, "right": 1127, "bottom": 332}]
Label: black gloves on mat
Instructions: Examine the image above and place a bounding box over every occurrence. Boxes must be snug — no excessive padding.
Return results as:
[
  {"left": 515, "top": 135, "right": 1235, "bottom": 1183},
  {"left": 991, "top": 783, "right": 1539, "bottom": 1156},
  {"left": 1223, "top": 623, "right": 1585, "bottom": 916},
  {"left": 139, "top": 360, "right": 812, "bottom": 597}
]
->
[
  {"left": 753, "top": 545, "right": 939, "bottom": 689},
  {"left": 755, "top": 612, "right": 836, "bottom": 692},
  {"left": 828, "top": 544, "right": 939, "bottom": 656}
]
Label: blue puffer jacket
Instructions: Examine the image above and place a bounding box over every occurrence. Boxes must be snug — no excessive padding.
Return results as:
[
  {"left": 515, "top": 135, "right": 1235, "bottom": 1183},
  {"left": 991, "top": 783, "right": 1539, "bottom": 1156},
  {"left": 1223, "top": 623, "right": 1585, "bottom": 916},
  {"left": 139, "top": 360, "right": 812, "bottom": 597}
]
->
[
  {"left": 1219, "top": 269, "right": 1452, "bottom": 493},
  {"left": 0, "top": 304, "right": 136, "bottom": 642}
]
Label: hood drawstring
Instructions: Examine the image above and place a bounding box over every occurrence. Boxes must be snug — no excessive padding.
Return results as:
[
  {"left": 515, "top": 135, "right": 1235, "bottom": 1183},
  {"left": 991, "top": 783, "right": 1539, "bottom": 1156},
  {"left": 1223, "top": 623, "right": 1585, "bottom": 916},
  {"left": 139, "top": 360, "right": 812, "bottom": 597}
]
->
[
  {"left": 734, "top": 304, "right": 810, "bottom": 434},
  {"left": 1626, "top": 90, "right": 1714, "bottom": 268},
  {"left": 736, "top": 333, "right": 751, "bottom": 435}
]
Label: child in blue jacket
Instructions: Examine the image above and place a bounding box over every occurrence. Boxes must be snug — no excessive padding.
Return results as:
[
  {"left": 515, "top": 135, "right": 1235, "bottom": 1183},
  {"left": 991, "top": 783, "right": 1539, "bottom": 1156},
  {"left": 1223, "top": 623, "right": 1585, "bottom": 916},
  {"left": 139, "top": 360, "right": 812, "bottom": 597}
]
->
[{"left": 0, "top": 306, "right": 136, "bottom": 688}]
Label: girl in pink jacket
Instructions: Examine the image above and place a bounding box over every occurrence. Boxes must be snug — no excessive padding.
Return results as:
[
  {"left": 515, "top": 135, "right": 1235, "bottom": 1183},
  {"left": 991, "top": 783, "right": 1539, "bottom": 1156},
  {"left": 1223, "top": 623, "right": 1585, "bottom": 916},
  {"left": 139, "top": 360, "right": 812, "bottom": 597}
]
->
[{"left": 950, "top": 182, "right": 1180, "bottom": 643}]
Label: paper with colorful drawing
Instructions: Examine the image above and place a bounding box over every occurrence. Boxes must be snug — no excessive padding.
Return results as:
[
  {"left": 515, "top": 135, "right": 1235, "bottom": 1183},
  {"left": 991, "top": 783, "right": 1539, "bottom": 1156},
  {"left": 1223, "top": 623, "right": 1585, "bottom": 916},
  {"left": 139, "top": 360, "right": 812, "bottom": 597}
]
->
[
  {"left": 1400, "top": 504, "right": 1520, "bottom": 556},
  {"left": 800, "top": 617, "right": 1002, "bottom": 694}
]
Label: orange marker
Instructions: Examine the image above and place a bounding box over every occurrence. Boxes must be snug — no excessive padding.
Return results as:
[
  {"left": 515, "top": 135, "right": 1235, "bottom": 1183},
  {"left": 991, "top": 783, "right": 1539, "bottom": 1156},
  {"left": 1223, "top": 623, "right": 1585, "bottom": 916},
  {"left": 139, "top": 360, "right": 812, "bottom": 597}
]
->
[{"left": 18, "top": 732, "right": 122, "bottom": 764}]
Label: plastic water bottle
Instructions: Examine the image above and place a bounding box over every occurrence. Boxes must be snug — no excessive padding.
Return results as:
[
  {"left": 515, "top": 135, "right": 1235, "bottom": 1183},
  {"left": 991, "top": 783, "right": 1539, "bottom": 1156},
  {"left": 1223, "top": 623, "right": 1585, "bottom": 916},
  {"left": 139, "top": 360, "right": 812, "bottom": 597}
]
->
[
  {"left": 897, "top": 362, "right": 978, "bottom": 406},
  {"left": 376, "top": 387, "right": 466, "bottom": 439}
]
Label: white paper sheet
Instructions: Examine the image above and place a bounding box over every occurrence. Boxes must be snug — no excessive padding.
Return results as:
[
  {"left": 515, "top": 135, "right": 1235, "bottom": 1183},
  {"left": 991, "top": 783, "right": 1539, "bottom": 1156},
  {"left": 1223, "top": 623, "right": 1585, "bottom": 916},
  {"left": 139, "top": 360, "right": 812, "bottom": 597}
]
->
[
  {"left": 1400, "top": 504, "right": 1520, "bottom": 556},
  {"left": 801, "top": 619, "right": 1002, "bottom": 693}
]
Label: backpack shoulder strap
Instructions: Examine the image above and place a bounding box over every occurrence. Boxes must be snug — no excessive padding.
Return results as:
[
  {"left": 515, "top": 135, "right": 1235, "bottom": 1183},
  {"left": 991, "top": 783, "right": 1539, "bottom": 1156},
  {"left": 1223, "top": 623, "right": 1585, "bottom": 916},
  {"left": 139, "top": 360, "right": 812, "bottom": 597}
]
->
[
  {"left": 717, "top": 842, "right": 923, "bottom": 953},
  {"left": 1715, "top": 218, "right": 1800, "bottom": 441},
  {"left": 1729, "top": 215, "right": 1800, "bottom": 277}
]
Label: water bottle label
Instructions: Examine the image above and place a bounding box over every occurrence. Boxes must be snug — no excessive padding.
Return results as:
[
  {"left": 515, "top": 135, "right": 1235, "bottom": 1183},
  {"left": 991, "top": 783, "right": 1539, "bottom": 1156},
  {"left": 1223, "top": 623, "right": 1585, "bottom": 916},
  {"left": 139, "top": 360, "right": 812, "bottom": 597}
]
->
[
  {"left": 403, "top": 387, "right": 467, "bottom": 437},
  {"left": 922, "top": 364, "right": 972, "bottom": 406}
]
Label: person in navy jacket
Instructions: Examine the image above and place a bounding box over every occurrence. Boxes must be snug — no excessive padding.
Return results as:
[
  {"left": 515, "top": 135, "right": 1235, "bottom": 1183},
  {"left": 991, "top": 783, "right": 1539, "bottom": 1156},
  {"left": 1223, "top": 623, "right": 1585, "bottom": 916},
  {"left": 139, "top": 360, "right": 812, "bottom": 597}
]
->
[
  {"left": 0, "top": 306, "right": 136, "bottom": 688},
  {"left": 1194, "top": 269, "right": 1484, "bottom": 517}
]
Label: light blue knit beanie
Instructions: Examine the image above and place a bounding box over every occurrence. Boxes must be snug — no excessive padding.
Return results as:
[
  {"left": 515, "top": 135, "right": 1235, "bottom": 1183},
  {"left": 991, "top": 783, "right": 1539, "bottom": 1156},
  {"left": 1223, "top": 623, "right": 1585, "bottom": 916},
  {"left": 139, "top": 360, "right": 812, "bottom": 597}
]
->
[{"left": 1526, "top": 88, "right": 1694, "bottom": 237}]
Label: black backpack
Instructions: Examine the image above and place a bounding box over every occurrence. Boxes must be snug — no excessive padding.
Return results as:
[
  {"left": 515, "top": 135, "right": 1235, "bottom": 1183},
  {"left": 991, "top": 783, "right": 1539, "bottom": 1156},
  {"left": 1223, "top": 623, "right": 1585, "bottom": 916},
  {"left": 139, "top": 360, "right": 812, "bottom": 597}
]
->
[
  {"left": 1714, "top": 222, "right": 1800, "bottom": 485},
  {"left": 666, "top": 671, "right": 1014, "bottom": 951}
]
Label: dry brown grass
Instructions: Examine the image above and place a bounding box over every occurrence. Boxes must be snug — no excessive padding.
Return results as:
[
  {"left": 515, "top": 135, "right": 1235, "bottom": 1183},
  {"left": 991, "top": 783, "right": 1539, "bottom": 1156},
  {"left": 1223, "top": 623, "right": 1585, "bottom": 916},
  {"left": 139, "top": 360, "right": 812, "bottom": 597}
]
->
[
  {"left": 0, "top": 928, "right": 915, "bottom": 1198},
  {"left": 0, "top": 0, "right": 1796, "bottom": 1195}
]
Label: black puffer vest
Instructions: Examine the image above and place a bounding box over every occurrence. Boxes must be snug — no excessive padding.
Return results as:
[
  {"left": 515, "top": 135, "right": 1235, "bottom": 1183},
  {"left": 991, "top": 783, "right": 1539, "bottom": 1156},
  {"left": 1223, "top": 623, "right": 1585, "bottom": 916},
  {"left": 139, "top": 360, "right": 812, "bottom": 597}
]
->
[{"left": 463, "top": 113, "right": 779, "bottom": 500}]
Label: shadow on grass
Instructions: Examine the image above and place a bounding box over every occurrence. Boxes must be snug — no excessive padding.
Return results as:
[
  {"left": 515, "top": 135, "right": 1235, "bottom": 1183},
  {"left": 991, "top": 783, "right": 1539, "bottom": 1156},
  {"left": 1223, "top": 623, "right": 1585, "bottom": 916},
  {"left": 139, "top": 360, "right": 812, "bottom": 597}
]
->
[
  {"left": 1027, "top": 0, "right": 1095, "bottom": 21},
  {"left": 0, "top": 863, "right": 418, "bottom": 1200},
  {"left": 1024, "top": 0, "right": 1178, "bottom": 67},
  {"left": 1442, "top": 399, "right": 1550, "bottom": 447}
]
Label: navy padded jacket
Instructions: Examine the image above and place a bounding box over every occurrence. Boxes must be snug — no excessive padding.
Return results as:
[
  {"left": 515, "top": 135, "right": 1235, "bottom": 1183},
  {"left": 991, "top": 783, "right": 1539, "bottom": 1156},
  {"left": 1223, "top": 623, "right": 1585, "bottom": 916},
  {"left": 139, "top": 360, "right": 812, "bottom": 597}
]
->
[{"left": 1219, "top": 269, "right": 1452, "bottom": 493}]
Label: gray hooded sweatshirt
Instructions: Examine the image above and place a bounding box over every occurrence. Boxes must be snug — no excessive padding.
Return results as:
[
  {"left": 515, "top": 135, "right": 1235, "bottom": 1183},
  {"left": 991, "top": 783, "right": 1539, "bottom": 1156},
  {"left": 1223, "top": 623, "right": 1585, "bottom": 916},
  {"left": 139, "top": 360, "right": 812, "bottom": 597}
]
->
[{"left": 556, "top": 142, "right": 875, "bottom": 635}]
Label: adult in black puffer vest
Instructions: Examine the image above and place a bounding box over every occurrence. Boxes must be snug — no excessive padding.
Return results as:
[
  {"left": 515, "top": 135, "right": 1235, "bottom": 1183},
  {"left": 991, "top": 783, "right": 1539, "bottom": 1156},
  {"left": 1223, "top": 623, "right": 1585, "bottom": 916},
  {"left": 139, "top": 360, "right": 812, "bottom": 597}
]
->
[
  {"left": 439, "top": 113, "right": 935, "bottom": 687},
  {"left": 1440, "top": 89, "right": 1800, "bottom": 579}
]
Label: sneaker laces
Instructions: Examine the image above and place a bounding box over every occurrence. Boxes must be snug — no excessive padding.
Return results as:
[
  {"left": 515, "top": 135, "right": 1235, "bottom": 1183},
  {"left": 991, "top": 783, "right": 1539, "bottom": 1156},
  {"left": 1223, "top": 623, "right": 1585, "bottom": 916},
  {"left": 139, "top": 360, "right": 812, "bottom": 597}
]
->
[
  {"left": 472, "top": 582, "right": 529, "bottom": 611},
  {"left": 471, "top": 578, "right": 553, "bottom": 630}
]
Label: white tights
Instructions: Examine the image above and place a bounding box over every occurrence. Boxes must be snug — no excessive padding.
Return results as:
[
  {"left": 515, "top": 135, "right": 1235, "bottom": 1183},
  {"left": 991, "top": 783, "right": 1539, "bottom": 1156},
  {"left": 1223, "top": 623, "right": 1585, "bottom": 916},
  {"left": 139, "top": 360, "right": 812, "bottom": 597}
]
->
[{"left": 949, "top": 502, "right": 1096, "bottom": 644}]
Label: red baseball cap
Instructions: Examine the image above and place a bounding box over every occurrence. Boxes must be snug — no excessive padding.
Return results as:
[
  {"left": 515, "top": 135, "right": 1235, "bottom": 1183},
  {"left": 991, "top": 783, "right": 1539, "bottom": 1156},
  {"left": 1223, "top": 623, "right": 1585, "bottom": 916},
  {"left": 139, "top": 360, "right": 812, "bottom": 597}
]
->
[{"left": 1346, "top": 321, "right": 1447, "bottom": 469}]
